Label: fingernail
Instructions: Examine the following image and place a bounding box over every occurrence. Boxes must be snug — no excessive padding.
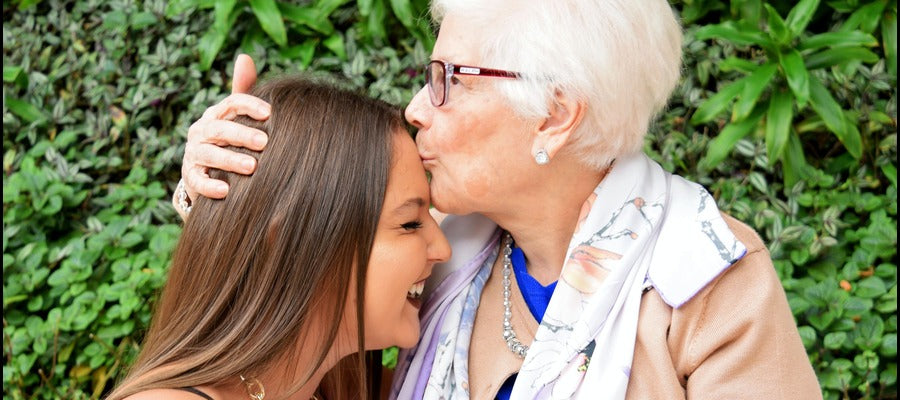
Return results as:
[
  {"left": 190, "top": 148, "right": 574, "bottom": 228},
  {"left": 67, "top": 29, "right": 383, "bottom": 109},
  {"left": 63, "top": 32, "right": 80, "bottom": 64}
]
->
[
  {"left": 258, "top": 104, "right": 271, "bottom": 116},
  {"left": 216, "top": 182, "right": 229, "bottom": 193},
  {"left": 253, "top": 134, "right": 268, "bottom": 148},
  {"left": 242, "top": 158, "right": 256, "bottom": 172}
]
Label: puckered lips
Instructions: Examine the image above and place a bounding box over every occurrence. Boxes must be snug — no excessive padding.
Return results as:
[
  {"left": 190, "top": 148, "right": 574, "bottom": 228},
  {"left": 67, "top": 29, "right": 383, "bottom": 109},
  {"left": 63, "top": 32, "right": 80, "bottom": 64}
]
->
[
  {"left": 562, "top": 245, "right": 622, "bottom": 294},
  {"left": 418, "top": 151, "right": 435, "bottom": 167}
]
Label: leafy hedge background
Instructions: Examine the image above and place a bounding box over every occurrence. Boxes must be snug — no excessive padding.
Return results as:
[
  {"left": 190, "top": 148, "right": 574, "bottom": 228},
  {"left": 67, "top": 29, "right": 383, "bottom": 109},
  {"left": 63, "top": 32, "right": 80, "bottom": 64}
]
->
[{"left": 2, "top": 0, "right": 896, "bottom": 399}]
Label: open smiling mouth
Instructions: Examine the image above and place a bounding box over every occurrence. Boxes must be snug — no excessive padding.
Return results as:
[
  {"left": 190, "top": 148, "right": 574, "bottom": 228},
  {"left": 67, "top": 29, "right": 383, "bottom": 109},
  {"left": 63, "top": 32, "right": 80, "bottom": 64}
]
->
[{"left": 407, "top": 280, "right": 425, "bottom": 308}]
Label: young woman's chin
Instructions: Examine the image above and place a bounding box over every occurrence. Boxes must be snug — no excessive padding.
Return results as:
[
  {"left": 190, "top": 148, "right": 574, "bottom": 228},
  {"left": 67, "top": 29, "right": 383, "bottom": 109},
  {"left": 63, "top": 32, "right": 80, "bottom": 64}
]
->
[{"left": 365, "top": 307, "right": 421, "bottom": 350}]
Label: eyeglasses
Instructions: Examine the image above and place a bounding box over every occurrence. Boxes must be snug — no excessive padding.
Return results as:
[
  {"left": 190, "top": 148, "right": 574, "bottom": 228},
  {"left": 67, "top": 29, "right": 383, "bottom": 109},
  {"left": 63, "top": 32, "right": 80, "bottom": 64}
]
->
[{"left": 425, "top": 60, "right": 520, "bottom": 107}]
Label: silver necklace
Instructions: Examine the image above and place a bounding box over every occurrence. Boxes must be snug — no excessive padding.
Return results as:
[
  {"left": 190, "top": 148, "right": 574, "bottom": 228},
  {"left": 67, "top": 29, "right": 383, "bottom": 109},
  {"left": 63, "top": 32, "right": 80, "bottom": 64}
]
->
[{"left": 502, "top": 233, "right": 528, "bottom": 358}]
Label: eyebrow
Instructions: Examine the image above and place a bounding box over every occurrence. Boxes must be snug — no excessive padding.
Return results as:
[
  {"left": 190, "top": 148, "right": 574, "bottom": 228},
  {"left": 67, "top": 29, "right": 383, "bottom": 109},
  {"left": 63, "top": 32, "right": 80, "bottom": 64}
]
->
[{"left": 393, "top": 198, "right": 426, "bottom": 214}]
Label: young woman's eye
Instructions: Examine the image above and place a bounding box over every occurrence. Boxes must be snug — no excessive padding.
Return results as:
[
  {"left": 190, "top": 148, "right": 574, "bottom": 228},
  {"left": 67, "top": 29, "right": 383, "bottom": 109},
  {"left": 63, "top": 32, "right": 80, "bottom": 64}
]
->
[
  {"left": 450, "top": 76, "right": 461, "bottom": 85},
  {"left": 401, "top": 221, "right": 423, "bottom": 231}
]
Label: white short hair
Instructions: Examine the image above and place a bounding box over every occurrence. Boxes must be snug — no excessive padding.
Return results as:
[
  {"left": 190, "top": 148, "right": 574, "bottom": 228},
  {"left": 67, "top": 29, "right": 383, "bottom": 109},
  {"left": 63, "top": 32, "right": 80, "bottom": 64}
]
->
[{"left": 431, "top": 0, "right": 683, "bottom": 170}]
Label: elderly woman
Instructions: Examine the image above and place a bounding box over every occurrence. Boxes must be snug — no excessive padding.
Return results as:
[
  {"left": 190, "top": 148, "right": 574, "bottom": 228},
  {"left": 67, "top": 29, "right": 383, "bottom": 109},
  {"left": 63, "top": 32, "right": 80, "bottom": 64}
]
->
[{"left": 176, "top": 1, "right": 821, "bottom": 399}]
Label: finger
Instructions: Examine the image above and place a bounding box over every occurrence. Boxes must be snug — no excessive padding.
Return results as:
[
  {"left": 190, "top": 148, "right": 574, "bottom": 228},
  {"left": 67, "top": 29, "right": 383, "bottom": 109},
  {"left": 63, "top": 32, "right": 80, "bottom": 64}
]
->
[
  {"left": 185, "top": 166, "right": 230, "bottom": 199},
  {"left": 188, "top": 142, "right": 258, "bottom": 175},
  {"left": 231, "top": 54, "right": 258, "bottom": 94},
  {"left": 201, "top": 93, "right": 271, "bottom": 121},
  {"left": 190, "top": 119, "right": 269, "bottom": 150}
]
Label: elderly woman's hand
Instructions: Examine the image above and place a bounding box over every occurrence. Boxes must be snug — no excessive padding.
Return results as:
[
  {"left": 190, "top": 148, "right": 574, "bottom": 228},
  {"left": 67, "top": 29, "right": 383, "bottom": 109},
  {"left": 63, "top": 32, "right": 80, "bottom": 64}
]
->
[{"left": 174, "top": 55, "right": 270, "bottom": 219}]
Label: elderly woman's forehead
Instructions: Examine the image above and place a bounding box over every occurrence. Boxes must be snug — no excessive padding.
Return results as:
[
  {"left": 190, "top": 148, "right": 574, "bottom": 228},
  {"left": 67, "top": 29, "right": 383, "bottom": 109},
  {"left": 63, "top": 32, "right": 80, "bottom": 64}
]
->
[{"left": 432, "top": 14, "right": 485, "bottom": 63}]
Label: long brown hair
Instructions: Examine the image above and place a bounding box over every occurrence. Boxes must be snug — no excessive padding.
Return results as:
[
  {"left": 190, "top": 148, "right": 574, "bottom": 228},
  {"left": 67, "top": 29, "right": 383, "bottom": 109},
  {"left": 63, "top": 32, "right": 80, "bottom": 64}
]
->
[{"left": 107, "top": 76, "right": 403, "bottom": 399}]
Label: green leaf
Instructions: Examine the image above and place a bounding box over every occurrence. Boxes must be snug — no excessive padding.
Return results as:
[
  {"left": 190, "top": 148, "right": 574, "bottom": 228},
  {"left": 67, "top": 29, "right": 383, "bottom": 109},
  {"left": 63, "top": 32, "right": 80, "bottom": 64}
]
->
[
  {"left": 250, "top": 0, "right": 288, "bottom": 47},
  {"left": 731, "top": 0, "right": 762, "bottom": 27},
  {"left": 799, "top": 31, "right": 879, "bottom": 51},
  {"left": 804, "top": 47, "right": 880, "bottom": 70},
  {"left": 883, "top": 11, "right": 897, "bottom": 77},
  {"left": 4, "top": 295, "right": 28, "bottom": 307},
  {"left": 323, "top": 33, "right": 347, "bottom": 60},
  {"left": 784, "top": 0, "right": 820, "bottom": 36},
  {"left": 821, "top": 358, "right": 854, "bottom": 390},
  {"left": 214, "top": 0, "right": 237, "bottom": 31},
  {"left": 854, "top": 315, "right": 885, "bottom": 350},
  {"left": 748, "top": 171, "right": 768, "bottom": 193},
  {"left": 102, "top": 10, "right": 128, "bottom": 31},
  {"left": 882, "top": 333, "right": 897, "bottom": 357},
  {"left": 130, "top": 12, "right": 158, "bottom": 30},
  {"left": 808, "top": 76, "right": 861, "bottom": 159},
  {"left": 797, "top": 325, "right": 817, "bottom": 349},
  {"left": 6, "top": 98, "right": 48, "bottom": 124},
  {"left": 839, "top": 1, "right": 887, "bottom": 34},
  {"left": 119, "top": 232, "right": 143, "bottom": 248},
  {"left": 165, "top": 0, "right": 200, "bottom": 17},
  {"left": 779, "top": 49, "right": 810, "bottom": 107},
  {"left": 695, "top": 22, "right": 772, "bottom": 48},
  {"left": 357, "top": 0, "right": 374, "bottom": 16},
  {"left": 3, "top": 66, "right": 23, "bottom": 82},
  {"left": 389, "top": 0, "right": 415, "bottom": 29},
  {"left": 691, "top": 77, "right": 748, "bottom": 124},
  {"left": 278, "top": 39, "right": 318, "bottom": 68},
  {"left": 702, "top": 105, "right": 766, "bottom": 169},
  {"left": 824, "top": 331, "right": 848, "bottom": 349},
  {"left": 316, "top": 0, "right": 353, "bottom": 16},
  {"left": 382, "top": 346, "right": 399, "bottom": 369},
  {"left": 856, "top": 277, "right": 888, "bottom": 298},
  {"left": 196, "top": 0, "right": 236, "bottom": 71},
  {"left": 764, "top": 4, "right": 791, "bottom": 45},
  {"left": 881, "top": 163, "right": 897, "bottom": 187},
  {"left": 16, "top": 0, "right": 41, "bottom": 11},
  {"left": 279, "top": 3, "right": 334, "bottom": 34},
  {"left": 782, "top": 130, "right": 810, "bottom": 188},
  {"left": 732, "top": 62, "right": 777, "bottom": 121},
  {"left": 719, "top": 56, "right": 759, "bottom": 73},
  {"left": 366, "top": 0, "right": 388, "bottom": 41},
  {"left": 809, "top": 309, "right": 836, "bottom": 331},
  {"left": 765, "top": 90, "right": 793, "bottom": 164},
  {"left": 198, "top": 27, "right": 228, "bottom": 71}
]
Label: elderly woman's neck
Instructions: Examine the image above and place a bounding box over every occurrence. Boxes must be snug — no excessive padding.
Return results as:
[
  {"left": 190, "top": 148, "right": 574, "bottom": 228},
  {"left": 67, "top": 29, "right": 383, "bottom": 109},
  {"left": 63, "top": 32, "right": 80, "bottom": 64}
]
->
[{"left": 488, "top": 160, "right": 611, "bottom": 286}]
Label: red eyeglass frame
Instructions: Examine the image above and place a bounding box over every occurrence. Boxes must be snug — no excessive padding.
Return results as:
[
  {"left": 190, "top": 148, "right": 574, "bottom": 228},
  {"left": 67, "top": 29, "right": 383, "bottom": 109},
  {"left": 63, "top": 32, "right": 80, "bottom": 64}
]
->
[{"left": 426, "top": 60, "right": 520, "bottom": 107}]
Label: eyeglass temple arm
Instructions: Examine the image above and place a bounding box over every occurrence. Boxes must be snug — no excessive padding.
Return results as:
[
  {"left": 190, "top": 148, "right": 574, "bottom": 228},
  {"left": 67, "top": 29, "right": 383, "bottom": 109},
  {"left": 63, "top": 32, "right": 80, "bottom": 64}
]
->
[{"left": 450, "top": 64, "right": 519, "bottom": 78}]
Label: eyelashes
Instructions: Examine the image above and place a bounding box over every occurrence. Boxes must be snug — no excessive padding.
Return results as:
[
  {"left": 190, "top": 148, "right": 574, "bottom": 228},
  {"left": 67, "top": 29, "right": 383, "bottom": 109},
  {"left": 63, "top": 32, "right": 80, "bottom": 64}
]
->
[{"left": 401, "top": 220, "right": 424, "bottom": 231}]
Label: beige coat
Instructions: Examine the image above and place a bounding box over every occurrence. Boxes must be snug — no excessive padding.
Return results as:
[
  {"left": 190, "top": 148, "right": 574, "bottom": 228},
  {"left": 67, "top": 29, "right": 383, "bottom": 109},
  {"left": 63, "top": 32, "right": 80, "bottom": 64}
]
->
[{"left": 467, "top": 214, "right": 823, "bottom": 399}]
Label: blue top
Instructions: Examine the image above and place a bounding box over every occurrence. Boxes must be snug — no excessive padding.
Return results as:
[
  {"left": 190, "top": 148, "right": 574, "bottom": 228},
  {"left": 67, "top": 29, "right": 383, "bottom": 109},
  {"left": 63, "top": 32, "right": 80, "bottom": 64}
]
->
[{"left": 496, "top": 246, "right": 558, "bottom": 400}]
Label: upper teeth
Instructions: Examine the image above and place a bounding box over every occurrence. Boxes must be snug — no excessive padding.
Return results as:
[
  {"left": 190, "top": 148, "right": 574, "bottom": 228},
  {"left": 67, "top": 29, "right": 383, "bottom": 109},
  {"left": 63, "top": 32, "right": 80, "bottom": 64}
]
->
[{"left": 408, "top": 281, "right": 425, "bottom": 299}]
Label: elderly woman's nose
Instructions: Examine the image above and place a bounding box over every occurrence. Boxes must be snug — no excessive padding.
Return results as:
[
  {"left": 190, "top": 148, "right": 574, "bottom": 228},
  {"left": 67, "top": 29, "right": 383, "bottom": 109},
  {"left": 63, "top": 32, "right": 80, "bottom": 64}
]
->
[{"left": 405, "top": 87, "right": 431, "bottom": 129}]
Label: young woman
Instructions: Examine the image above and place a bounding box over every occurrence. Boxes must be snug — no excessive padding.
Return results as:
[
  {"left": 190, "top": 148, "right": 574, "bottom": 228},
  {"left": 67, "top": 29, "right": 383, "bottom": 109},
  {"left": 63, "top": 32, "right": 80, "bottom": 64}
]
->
[{"left": 107, "top": 76, "right": 450, "bottom": 400}]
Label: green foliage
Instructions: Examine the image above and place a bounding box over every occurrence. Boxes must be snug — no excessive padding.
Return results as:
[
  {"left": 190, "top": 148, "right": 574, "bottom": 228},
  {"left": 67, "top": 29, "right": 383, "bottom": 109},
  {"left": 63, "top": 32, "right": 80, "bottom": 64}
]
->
[
  {"left": 658, "top": 2, "right": 896, "bottom": 398},
  {"left": 163, "top": 0, "right": 434, "bottom": 70},
  {"left": 689, "top": 0, "right": 895, "bottom": 189},
  {"left": 3, "top": 0, "right": 895, "bottom": 399}
]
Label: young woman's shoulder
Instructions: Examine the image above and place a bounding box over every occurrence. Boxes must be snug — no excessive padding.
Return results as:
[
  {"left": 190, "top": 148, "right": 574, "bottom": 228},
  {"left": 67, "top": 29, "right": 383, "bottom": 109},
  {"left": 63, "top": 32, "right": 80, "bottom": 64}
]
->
[{"left": 122, "top": 388, "right": 214, "bottom": 400}]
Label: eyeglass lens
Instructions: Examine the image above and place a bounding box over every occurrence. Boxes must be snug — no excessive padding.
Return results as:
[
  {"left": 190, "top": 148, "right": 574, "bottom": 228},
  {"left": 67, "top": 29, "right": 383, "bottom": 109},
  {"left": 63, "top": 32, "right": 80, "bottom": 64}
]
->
[{"left": 426, "top": 61, "right": 445, "bottom": 106}]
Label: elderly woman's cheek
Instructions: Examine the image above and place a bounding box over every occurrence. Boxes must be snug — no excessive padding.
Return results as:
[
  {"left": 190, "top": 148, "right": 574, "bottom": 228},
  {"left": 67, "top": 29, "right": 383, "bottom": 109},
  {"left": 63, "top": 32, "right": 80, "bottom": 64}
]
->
[{"left": 462, "top": 172, "right": 493, "bottom": 199}]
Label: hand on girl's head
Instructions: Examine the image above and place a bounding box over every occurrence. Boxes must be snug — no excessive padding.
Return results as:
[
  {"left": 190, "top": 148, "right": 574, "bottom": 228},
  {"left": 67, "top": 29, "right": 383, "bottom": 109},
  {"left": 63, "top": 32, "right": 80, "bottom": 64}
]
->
[{"left": 182, "top": 92, "right": 271, "bottom": 201}]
